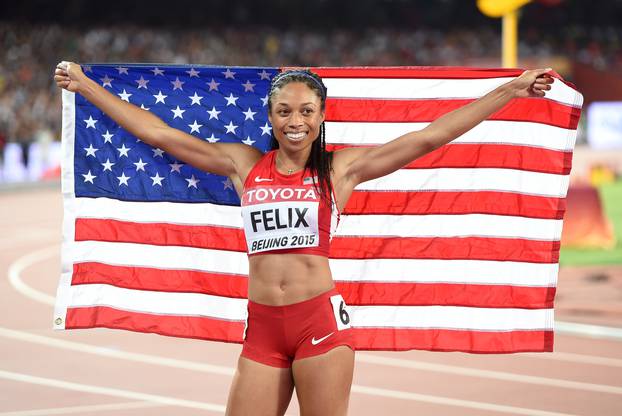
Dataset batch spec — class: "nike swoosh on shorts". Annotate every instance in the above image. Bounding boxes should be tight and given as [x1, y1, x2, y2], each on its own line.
[311, 332, 334, 345]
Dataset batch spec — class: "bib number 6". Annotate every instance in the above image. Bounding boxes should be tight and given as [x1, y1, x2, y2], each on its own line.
[330, 294, 352, 331]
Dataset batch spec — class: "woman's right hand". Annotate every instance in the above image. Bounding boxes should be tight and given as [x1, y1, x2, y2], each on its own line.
[54, 61, 85, 93]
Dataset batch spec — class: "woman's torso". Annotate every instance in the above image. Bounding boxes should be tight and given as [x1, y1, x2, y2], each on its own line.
[240, 150, 339, 305]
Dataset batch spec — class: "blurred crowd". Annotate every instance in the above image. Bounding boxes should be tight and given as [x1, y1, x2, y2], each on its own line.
[1, 22, 621, 162]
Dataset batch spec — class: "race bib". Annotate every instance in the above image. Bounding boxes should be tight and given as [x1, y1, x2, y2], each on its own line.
[242, 186, 320, 254]
[330, 294, 352, 331]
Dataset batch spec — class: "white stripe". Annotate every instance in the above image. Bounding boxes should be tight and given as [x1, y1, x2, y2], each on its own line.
[337, 213, 562, 241]
[56, 90, 77, 329]
[67, 283, 247, 321]
[325, 76, 581, 107]
[330, 258, 558, 287]
[356, 168, 570, 197]
[350, 305, 554, 331]
[326, 120, 577, 151]
[72, 197, 243, 228]
[69, 240, 249, 275]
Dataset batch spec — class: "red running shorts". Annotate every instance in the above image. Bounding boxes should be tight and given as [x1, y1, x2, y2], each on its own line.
[241, 287, 354, 368]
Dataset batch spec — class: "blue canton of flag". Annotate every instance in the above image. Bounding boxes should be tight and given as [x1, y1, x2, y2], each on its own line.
[75, 65, 278, 205]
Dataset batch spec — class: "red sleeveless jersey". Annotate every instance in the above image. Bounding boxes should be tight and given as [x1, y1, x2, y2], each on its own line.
[241, 150, 339, 257]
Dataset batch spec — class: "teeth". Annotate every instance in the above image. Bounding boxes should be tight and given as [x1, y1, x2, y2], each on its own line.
[286, 132, 305, 140]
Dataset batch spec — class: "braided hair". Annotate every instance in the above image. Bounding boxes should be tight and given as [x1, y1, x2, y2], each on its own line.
[268, 69, 333, 205]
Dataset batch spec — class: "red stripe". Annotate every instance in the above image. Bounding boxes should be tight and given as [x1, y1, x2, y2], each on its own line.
[352, 327, 553, 352]
[70, 263, 553, 309]
[343, 191, 565, 219]
[75, 218, 246, 251]
[312, 67, 525, 79]
[72, 262, 248, 298]
[336, 282, 555, 309]
[326, 98, 580, 129]
[327, 143, 572, 175]
[65, 306, 245, 343]
[330, 236, 560, 263]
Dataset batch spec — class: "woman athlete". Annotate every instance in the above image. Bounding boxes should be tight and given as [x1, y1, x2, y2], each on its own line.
[55, 62, 553, 416]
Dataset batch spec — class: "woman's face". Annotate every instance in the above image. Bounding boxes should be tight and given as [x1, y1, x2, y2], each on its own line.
[268, 82, 325, 152]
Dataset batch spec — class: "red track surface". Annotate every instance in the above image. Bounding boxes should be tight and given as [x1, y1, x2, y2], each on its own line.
[1, 187, 621, 415]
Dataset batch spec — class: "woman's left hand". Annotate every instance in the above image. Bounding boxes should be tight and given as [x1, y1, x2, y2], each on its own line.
[508, 68, 555, 98]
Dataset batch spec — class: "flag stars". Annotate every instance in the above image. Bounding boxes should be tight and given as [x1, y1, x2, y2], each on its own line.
[133, 158, 148, 171]
[171, 77, 185, 91]
[243, 107, 257, 120]
[261, 95, 269, 106]
[205, 133, 220, 143]
[153, 91, 168, 104]
[189, 92, 203, 105]
[169, 162, 184, 173]
[207, 78, 220, 91]
[101, 159, 115, 171]
[171, 106, 186, 119]
[225, 93, 239, 106]
[260, 122, 272, 136]
[188, 120, 203, 133]
[150, 172, 165, 186]
[152, 148, 165, 158]
[84, 116, 98, 128]
[102, 130, 114, 143]
[84, 144, 98, 157]
[140, 104, 151, 111]
[258, 69, 271, 80]
[117, 172, 131, 186]
[222, 68, 236, 79]
[186, 174, 200, 188]
[151, 67, 165, 76]
[82, 170, 96, 184]
[186, 68, 200, 77]
[224, 121, 239, 134]
[116, 144, 131, 157]
[116, 66, 129, 75]
[135, 76, 149, 89]
[242, 80, 256, 92]
[100, 75, 113, 88]
[207, 106, 221, 120]
[222, 177, 234, 190]
[118, 89, 132, 102]
[242, 136, 255, 146]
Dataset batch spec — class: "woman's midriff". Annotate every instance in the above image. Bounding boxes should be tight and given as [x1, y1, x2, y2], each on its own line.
[247, 253, 335, 306]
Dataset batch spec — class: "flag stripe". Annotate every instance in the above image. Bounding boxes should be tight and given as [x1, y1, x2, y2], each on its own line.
[320, 72, 580, 107]
[350, 328, 554, 352]
[66, 306, 245, 343]
[326, 120, 577, 151]
[344, 191, 565, 219]
[75, 219, 559, 262]
[70, 262, 554, 308]
[66, 305, 553, 352]
[356, 168, 569, 197]
[327, 144, 572, 175]
[64, 284, 552, 330]
[326, 98, 580, 129]
[74, 257, 558, 287]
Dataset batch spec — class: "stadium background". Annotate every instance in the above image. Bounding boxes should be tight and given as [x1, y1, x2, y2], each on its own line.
[1, 0, 621, 414]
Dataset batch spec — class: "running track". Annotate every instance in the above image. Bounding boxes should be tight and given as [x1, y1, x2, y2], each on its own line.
[1, 186, 621, 415]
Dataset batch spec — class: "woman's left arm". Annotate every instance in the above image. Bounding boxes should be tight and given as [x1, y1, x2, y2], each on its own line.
[335, 68, 554, 188]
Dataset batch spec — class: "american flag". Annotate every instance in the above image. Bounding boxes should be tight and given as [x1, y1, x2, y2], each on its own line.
[54, 65, 582, 353]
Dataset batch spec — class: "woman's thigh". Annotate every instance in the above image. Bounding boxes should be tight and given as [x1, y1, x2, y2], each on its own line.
[292, 346, 355, 416]
[226, 356, 294, 416]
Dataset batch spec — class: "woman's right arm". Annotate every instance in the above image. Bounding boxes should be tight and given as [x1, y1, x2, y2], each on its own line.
[54, 61, 261, 179]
